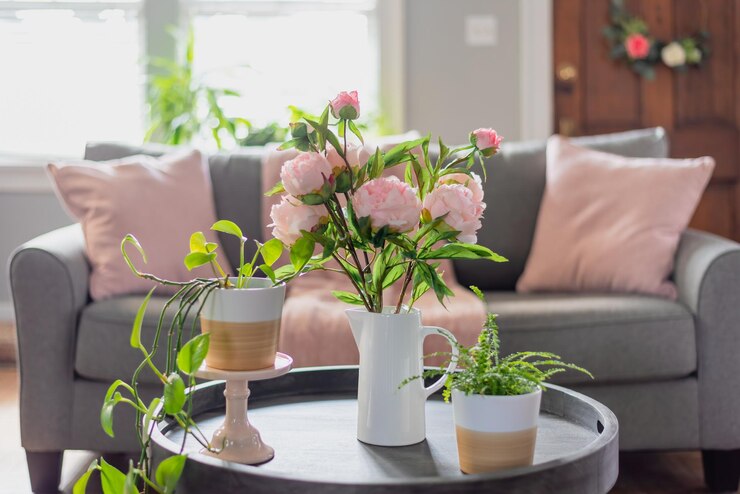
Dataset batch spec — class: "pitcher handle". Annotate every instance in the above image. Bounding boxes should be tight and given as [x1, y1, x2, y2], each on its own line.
[420, 326, 459, 399]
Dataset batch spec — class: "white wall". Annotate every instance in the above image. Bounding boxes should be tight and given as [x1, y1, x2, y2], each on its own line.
[405, 0, 522, 144]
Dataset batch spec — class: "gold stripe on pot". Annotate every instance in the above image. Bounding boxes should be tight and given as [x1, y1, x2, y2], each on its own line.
[201, 318, 280, 371]
[455, 425, 537, 474]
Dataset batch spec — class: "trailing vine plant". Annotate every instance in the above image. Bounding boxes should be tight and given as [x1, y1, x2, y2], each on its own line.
[401, 287, 593, 399]
[603, 0, 709, 79]
[73, 220, 305, 494]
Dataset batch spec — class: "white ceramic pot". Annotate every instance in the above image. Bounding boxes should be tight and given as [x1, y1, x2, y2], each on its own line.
[200, 277, 285, 371]
[452, 387, 542, 474]
[346, 307, 459, 446]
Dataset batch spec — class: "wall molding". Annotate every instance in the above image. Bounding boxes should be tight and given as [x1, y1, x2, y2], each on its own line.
[519, 0, 553, 141]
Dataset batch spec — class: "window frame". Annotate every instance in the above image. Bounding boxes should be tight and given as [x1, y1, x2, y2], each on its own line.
[0, 0, 401, 179]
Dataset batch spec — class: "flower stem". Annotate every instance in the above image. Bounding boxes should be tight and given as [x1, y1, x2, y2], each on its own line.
[395, 262, 415, 314]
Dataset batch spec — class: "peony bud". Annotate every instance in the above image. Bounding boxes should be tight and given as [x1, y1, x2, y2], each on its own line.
[330, 91, 361, 120]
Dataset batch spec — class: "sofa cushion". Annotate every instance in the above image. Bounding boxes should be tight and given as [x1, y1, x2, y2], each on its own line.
[75, 295, 198, 384]
[84, 142, 265, 270]
[454, 127, 669, 291]
[487, 291, 695, 385]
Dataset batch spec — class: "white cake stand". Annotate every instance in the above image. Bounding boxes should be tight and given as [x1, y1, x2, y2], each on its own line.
[194, 352, 293, 464]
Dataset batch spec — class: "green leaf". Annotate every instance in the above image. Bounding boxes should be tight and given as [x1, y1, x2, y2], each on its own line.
[100, 396, 120, 438]
[260, 238, 283, 266]
[383, 137, 427, 167]
[331, 290, 365, 305]
[273, 264, 297, 280]
[300, 193, 325, 205]
[130, 287, 155, 350]
[189, 231, 208, 253]
[155, 455, 187, 494]
[348, 120, 364, 144]
[211, 220, 244, 239]
[142, 397, 162, 442]
[100, 458, 127, 494]
[421, 243, 508, 262]
[238, 263, 254, 278]
[371, 253, 386, 291]
[369, 147, 385, 179]
[123, 464, 137, 494]
[290, 236, 315, 272]
[73, 460, 98, 494]
[184, 251, 216, 271]
[383, 264, 407, 289]
[177, 333, 210, 375]
[164, 373, 186, 415]
[265, 182, 286, 198]
[259, 264, 276, 283]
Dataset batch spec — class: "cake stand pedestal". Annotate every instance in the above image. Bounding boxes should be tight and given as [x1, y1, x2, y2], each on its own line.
[194, 352, 292, 464]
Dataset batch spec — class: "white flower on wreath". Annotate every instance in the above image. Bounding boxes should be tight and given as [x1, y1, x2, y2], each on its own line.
[661, 42, 687, 68]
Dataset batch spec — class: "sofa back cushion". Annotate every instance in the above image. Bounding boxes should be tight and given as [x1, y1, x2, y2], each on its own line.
[84, 143, 265, 269]
[453, 127, 669, 291]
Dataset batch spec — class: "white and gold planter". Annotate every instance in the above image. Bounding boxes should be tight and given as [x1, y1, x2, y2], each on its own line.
[200, 277, 285, 371]
[452, 388, 542, 474]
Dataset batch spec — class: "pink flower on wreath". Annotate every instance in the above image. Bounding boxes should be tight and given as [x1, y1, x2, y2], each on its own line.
[470, 128, 503, 156]
[280, 152, 333, 197]
[423, 184, 484, 244]
[330, 90, 361, 120]
[269, 195, 327, 246]
[625, 33, 651, 60]
[438, 172, 486, 206]
[326, 143, 370, 173]
[353, 176, 422, 233]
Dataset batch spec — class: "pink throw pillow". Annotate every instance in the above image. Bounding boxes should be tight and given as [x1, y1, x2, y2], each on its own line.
[48, 150, 221, 300]
[517, 136, 714, 299]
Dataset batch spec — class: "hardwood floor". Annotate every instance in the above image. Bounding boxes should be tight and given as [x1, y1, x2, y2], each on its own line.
[0, 364, 732, 493]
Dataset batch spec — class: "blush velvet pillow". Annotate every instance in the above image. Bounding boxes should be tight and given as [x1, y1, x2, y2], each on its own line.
[48, 150, 221, 300]
[517, 136, 714, 299]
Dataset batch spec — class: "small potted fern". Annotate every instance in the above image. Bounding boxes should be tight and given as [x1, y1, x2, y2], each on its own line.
[403, 287, 592, 474]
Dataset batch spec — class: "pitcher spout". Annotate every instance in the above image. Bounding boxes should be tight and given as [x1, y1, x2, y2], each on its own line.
[345, 309, 364, 346]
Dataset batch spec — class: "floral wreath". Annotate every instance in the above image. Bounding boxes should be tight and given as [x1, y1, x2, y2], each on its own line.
[603, 0, 709, 79]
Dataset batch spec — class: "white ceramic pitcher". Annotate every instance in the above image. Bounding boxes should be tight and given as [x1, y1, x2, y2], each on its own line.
[346, 307, 459, 446]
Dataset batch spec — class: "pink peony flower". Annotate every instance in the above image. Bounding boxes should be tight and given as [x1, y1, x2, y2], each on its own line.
[327, 143, 370, 173]
[470, 128, 503, 155]
[625, 33, 650, 60]
[353, 176, 422, 233]
[280, 152, 334, 197]
[423, 184, 484, 244]
[438, 172, 486, 206]
[269, 195, 327, 246]
[330, 90, 361, 120]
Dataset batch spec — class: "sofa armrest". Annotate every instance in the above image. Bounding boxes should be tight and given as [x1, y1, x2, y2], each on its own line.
[674, 228, 740, 449]
[9, 224, 90, 451]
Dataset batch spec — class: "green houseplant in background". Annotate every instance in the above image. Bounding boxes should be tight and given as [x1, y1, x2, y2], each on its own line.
[73, 220, 325, 493]
[145, 28, 287, 150]
[402, 287, 593, 474]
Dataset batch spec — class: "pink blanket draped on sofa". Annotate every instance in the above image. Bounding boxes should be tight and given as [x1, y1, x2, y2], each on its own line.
[261, 146, 487, 368]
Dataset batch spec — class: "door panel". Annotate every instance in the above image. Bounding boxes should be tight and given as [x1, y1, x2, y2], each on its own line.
[554, 0, 740, 239]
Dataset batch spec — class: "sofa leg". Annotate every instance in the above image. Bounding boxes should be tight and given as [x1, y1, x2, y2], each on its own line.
[702, 449, 740, 493]
[25, 451, 62, 493]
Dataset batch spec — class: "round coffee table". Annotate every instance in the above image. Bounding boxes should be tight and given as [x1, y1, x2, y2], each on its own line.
[150, 366, 618, 493]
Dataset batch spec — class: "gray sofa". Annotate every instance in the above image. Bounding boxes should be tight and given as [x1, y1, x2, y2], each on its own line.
[10, 128, 740, 492]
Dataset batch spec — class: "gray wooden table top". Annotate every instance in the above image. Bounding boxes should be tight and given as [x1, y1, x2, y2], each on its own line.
[151, 366, 619, 494]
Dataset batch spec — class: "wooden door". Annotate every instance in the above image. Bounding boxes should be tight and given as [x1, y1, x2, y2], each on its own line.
[554, 0, 740, 239]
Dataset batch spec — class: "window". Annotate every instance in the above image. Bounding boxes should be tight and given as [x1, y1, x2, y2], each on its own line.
[0, 1, 144, 158]
[188, 0, 379, 128]
[0, 0, 381, 159]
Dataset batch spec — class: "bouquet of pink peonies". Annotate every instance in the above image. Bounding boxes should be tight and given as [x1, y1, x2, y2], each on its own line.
[267, 91, 507, 313]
